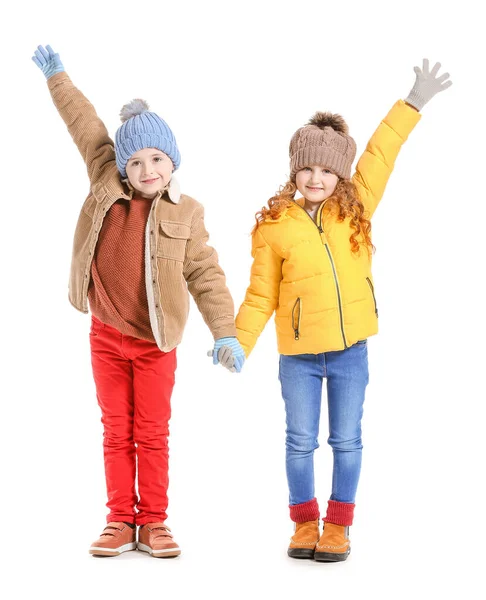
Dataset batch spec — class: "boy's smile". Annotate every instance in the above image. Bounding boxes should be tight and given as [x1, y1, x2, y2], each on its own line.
[126, 147, 174, 199]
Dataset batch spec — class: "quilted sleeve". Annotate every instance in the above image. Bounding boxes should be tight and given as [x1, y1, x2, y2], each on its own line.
[235, 226, 283, 357]
[352, 100, 421, 218]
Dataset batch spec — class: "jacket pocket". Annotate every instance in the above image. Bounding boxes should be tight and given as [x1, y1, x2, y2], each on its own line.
[366, 277, 378, 318]
[291, 297, 302, 340]
[157, 221, 191, 262]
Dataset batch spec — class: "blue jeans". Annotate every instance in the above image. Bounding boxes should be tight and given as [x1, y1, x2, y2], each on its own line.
[278, 341, 369, 506]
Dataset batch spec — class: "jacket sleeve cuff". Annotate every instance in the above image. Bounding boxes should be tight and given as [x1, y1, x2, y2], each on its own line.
[210, 320, 237, 340]
[47, 71, 71, 90]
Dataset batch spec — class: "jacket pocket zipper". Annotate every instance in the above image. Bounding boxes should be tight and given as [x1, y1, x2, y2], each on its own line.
[366, 277, 378, 317]
[292, 298, 302, 340]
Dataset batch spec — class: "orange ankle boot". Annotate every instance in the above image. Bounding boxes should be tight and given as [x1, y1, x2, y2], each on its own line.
[314, 522, 351, 562]
[287, 519, 320, 559]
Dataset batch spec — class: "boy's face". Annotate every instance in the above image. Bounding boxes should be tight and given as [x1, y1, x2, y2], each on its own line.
[125, 148, 174, 199]
[295, 166, 339, 205]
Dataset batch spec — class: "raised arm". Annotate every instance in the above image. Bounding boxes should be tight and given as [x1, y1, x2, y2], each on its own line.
[32, 45, 115, 184]
[352, 59, 452, 218]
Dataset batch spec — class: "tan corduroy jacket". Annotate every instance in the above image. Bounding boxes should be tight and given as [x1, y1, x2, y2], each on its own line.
[47, 72, 236, 351]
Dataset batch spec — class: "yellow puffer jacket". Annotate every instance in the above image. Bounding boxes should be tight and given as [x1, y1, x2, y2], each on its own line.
[236, 100, 421, 356]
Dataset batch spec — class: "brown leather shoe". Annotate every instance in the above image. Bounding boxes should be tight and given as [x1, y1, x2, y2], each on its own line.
[89, 522, 137, 557]
[138, 523, 181, 558]
[314, 522, 351, 562]
[287, 519, 320, 559]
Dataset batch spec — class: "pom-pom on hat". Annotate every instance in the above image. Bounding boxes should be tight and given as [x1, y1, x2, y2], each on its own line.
[289, 111, 357, 179]
[115, 99, 181, 177]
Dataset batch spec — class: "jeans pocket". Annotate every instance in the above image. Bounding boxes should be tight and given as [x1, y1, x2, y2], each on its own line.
[89, 317, 104, 337]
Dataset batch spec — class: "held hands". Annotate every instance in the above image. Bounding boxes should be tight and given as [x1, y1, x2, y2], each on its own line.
[207, 337, 246, 373]
[32, 45, 64, 79]
[405, 59, 452, 111]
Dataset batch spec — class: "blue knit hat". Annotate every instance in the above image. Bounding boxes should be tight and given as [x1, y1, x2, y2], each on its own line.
[115, 99, 181, 177]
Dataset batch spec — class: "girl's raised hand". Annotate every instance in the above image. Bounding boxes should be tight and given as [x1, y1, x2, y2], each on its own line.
[32, 45, 64, 80]
[405, 59, 452, 111]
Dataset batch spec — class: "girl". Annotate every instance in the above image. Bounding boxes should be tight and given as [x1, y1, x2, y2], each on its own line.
[235, 59, 452, 561]
[32, 45, 245, 557]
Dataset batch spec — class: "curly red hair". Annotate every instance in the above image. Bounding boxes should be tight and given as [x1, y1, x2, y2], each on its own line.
[253, 177, 375, 255]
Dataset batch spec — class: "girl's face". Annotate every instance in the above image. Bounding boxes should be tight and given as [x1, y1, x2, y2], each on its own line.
[295, 166, 339, 205]
[125, 147, 174, 199]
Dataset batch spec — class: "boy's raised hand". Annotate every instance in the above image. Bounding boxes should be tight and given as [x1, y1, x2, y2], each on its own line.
[32, 45, 64, 79]
[405, 58, 452, 111]
[207, 337, 246, 373]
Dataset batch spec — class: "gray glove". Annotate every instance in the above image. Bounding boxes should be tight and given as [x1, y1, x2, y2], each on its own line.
[207, 339, 245, 373]
[405, 59, 452, 111]
[208, 346, 235, 373]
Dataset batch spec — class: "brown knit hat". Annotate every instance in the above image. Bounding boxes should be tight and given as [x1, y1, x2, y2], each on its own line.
[289, 112, 357, 179]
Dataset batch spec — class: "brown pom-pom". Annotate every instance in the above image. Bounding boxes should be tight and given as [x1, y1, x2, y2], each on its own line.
[308, 112, 349, 135]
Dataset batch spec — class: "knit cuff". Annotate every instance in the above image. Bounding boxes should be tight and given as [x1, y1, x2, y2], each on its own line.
[289, 498, 320, 523]
[324, 500, 355, 526]
[404, 90, 425, 112]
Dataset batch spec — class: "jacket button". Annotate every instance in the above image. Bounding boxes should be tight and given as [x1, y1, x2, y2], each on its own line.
[151, 230, 154, 234]
[153, 279, 156, 284]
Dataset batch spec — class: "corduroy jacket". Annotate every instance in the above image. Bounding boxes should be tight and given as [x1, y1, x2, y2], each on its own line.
[47, 72, 236, 351]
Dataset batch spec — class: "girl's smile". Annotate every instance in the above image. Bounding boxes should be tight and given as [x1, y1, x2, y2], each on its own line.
[296, 166, 339, 214]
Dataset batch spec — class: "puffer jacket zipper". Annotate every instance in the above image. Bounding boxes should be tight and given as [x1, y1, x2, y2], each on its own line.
[292, 297, 302, 340]
[366, 277, 378, 317]
[294, 202, 348, 348]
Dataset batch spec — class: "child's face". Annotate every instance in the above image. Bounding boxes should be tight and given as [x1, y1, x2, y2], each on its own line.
[125, 148, 174, 199]
[295, 166, 339, 205]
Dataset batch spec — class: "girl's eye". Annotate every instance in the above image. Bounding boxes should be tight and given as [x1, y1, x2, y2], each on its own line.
[304, 167, 311, 172]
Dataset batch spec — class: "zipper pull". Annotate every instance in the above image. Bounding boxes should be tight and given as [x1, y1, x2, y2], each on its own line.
[294, 330, 300, 340]
[317, 225, 323, 233]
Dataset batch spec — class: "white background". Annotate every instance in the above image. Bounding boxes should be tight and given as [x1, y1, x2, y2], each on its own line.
[2, 0, 485, 598]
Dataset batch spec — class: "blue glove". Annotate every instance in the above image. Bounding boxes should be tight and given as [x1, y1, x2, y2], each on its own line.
[32, 45, 64, 79]
[207, 337, 246, 373]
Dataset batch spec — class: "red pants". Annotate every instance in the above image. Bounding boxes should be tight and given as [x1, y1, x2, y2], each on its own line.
[89, 316, 176, 526]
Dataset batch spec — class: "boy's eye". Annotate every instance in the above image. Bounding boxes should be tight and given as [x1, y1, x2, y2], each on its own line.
[154, 156, 162, 162]
[131, 160, 140, 166]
